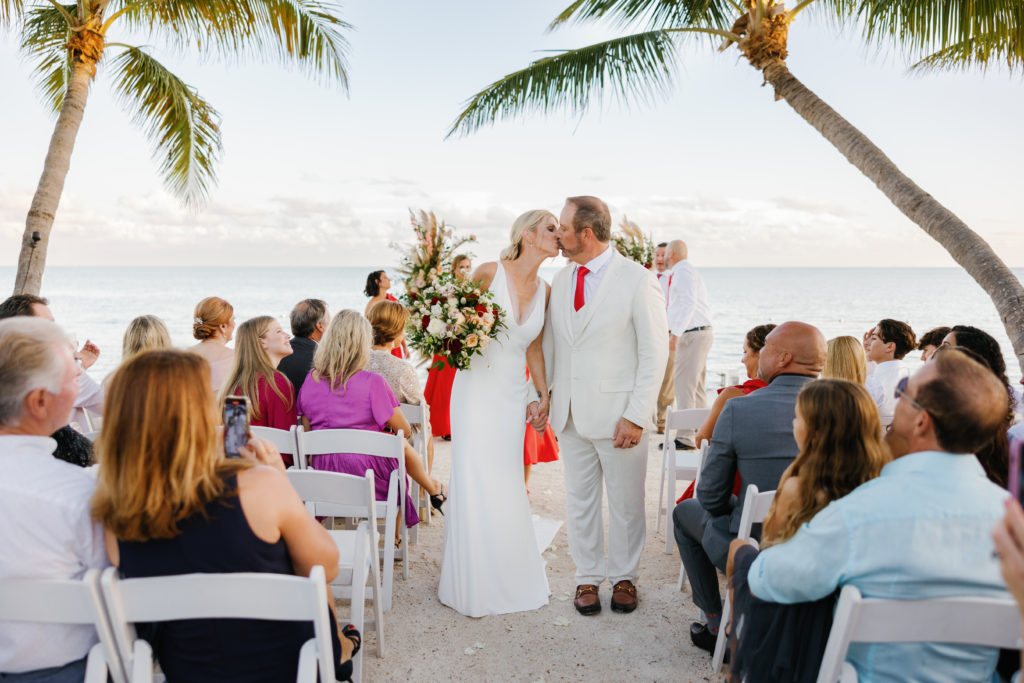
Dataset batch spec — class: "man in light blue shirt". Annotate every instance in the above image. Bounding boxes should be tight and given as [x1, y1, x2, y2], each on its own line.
[745, 347, 1010, 682]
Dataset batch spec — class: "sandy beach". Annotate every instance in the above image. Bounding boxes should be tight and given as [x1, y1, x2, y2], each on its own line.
[358, 437, 721, 682]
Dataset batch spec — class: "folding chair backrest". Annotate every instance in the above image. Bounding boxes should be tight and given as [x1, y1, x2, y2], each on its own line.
[666, 408, 711, 432]
[287, 468, 376, 523]
[251, 425, 298, 457]
[100, 566, 335, 683]
[0, 569, 125, 683]
[736, 484, 776, 542]
[816, 585, 1021, 683]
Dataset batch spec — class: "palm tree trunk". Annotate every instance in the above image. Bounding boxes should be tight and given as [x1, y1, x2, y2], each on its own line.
[762, 61, 1024, 375]
[12, 59, 94, 296]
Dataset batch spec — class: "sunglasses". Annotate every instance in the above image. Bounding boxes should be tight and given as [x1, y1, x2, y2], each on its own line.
[894, 376, 928, 414]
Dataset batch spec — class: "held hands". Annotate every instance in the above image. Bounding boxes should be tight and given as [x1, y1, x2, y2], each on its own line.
[612, 417, 643, 449]
[239, 437, 287, 473]
[526, 398, 549, 434]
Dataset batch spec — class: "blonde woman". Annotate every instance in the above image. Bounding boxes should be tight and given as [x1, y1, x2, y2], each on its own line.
[822, 335, 868, 384]
[92, 350, 359, 682]
[189, 296, 235, 392]
[121, 315, 172, 360]
[296, 310, 446, 533]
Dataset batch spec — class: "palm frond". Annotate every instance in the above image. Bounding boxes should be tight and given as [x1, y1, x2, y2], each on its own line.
[1, 0, 23, 27]
[912, 31, 1023, 73]
[19, 3, 76, 112]
[549, 0, 739, 32]
[109, 46, 223, 207]
[447, 30, 677, 138]
[110, 0, 351, 87]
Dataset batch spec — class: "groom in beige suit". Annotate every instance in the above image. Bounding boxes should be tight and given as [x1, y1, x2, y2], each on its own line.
[539, 196, 668, 615]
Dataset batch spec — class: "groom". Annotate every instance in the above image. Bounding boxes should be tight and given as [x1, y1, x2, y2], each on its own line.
[539, 196, 668, 615]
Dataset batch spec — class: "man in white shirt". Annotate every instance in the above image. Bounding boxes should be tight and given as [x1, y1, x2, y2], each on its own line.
[864, 318, 916, 426]
[0, 317, 109, 679]
[665, 239, 713, 448]
[653, 242, 674, 432]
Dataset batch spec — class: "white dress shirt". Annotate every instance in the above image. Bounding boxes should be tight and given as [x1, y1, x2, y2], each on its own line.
[655, 270, 671, 303]
[571, 245, 614, 308]
[0, 435, 109, 673]
[666, 260, 712, 336]
[70, 371, 104, 432]
[865, 359, 909, 426]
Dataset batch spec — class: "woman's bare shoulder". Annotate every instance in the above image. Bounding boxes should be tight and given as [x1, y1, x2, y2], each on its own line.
[471, 262, 498, 290]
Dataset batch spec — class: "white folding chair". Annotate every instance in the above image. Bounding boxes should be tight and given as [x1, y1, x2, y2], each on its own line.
[399, 402, 430, 536]
[287, 468, 385, 663]
[817, 585, 1020, 682]
[84, 430, 101, 442]
[251, 425, 299, 467]
[0, 569, 125, 683]
[658, 408, 711, 553]
[100, 565, 341, 683]
[297, 428, 408, 611]
[712, 484, 777, 673]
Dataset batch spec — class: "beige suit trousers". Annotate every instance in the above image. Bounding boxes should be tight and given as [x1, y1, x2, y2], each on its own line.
[655, 345, 675, 430]
[672, 328, 714, 446]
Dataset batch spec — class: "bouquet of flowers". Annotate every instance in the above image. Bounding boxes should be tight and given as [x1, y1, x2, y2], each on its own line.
[394, 209, 476, 298]
[611, 215, 655, 269]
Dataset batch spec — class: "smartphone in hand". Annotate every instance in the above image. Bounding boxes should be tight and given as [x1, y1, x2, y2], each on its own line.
[223, 396, 250, 459]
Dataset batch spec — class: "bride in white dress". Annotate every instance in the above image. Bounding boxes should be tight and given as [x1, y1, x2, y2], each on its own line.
[438, 209, 561, 617]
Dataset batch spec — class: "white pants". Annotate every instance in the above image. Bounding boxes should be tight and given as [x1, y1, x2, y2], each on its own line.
[560, 411, 648, 586]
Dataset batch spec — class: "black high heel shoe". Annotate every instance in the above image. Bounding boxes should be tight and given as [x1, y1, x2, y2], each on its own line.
[430, 485, 447, 516]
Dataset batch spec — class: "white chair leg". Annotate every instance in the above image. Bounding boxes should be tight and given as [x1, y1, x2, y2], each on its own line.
[711, 594, 730, 673]
[656, 445, 667, 533]
[677, 560, 687, 592]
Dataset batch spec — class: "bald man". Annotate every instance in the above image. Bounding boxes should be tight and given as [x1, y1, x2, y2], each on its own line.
[665, 240, 713, 447]
[673, 321, 826, 656]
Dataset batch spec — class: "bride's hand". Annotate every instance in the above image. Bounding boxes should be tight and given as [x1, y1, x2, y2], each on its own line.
[527, 400, 548, 433]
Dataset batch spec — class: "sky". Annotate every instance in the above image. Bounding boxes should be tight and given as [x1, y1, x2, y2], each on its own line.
[1, 1, 1022, 272]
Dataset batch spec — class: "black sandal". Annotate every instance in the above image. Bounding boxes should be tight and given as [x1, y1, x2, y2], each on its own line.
[342, 624, 361, 658]
[429, 485, 447, 516]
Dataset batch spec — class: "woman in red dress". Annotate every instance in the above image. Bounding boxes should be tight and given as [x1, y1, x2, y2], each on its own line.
[364, 270, 408, 359]
[423, 256, 472, 439]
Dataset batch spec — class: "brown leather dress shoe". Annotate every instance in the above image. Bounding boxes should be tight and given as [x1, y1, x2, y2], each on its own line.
[573, 584, 601, 615]
[610, 580, 639, 613]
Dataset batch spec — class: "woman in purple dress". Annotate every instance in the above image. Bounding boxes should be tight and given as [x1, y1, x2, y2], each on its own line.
[297, 310, 446, 529]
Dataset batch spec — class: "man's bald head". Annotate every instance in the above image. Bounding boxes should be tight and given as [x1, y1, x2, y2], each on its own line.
[757, 321, 827, 383]
[665, 240, 688, 267]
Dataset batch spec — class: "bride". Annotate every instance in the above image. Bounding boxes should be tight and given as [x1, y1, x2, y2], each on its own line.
[438, 209, 560, 617]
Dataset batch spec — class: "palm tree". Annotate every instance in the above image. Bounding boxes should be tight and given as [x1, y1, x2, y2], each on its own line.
[4, 0, 351, 295]
[448, 0, 1024, 374]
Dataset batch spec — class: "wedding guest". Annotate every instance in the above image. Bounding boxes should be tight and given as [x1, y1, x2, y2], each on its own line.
[277, 299, 329, 395]
[92, 350, 358, 682]
[666, 239, 712, 448]
[675, 321, 826, 656]
[822, 335, 868, 384]
[121, 315, 172, 361]
[0, 317, 108, 680]
[363, 271, 407, 359]
[424, 258, 470, 439]
[743, 348, 1009, 682]
[864, 318, 916, 426]
[726, 379, 888, 679]
[917, 325, 950, 362]
[366, 300, 434, 472]
[297, 310, 446, 532]
[941, 325, 1014, 487]
[653, 241, 673, 434]
[189, 296, 235, 393]
[220, 317, 296, 465]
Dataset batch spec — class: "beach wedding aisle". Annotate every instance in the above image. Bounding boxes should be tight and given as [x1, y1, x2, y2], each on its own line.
[361, 437, 716, 681]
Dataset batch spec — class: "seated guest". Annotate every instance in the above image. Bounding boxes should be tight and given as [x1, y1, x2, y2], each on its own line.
[725, 379, 888, 679]
[121, 315, 172, 361]
[363, 271, 407, 359]
[0, 317, 109, 679]
[940, 325, 1014, 487]
[822, 335, 868, 384]
[91, 350, 358, 682]
[278, 299, 329, 395]
[917, 325, 950, 362]
[189, 296, 235, 393]
[220, 316, 296, 466]
[864, 318, 916, 425]
[744, 348, 1010, 681]
[366, 300, 435, 472]
[297, 310, 446, 532]
[674, 321, 826, 655]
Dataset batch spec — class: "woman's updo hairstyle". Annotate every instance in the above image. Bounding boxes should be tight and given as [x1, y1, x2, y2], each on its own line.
[192, 297, 233, 341]
[745, 324, 776, 353]
[367, 300, 410, 346]
[500, 210, 556, 261]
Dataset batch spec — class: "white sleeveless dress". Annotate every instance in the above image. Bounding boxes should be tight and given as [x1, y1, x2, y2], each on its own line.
[438, 262, 550, 617]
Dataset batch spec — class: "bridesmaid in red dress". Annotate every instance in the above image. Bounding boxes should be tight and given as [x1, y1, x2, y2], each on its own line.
[423, 255, 472, 439]
[363, 270, 408, 359]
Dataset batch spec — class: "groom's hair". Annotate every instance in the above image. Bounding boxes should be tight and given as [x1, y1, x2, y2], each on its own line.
[566, 196, 611, 242]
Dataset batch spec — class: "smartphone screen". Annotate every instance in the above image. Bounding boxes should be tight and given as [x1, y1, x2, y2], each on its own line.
[1010, 436, 1023, 505]
[223, 396, 249, 459]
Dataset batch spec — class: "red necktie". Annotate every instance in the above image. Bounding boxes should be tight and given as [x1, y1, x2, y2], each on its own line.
[574, 266, 590, 311]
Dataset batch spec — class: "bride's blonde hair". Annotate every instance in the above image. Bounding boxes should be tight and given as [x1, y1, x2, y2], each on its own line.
[500, 210, 556, 261]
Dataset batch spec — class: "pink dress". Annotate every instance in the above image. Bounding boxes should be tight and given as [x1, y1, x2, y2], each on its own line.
[297, 369, 418, 527]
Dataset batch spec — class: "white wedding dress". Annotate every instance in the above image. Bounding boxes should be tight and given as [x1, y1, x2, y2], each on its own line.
[438, 262, 550, 617]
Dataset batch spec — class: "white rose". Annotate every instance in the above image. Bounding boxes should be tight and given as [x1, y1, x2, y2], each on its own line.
[482, 311, 494, 325]
[460, 297, 466, 304]
[448, 297, 458, 309]
[426, 318, 445, 336]
[479, 335, 490, 349]
[430, 304, 443, 317]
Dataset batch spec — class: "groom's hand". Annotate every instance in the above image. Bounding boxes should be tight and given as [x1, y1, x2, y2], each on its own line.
[527, 400, 548, 433]
[612, 418, 643, 449]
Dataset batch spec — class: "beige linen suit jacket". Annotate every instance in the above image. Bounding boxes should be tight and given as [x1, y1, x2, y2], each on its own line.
[544, 251, 669, 440]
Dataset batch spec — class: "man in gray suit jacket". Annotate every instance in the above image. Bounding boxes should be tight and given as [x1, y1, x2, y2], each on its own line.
[673, 321, 826, 655]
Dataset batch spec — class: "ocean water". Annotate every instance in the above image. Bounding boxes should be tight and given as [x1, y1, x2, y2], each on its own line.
[3, 266, 1022, 386]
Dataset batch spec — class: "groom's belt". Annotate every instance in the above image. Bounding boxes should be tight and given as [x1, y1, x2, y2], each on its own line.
[683, 325, 712, 333]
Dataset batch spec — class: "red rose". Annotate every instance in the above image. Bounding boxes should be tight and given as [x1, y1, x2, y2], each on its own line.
[431, 296, 440, 305]
[475, 304, 487, 314]
[445, 338, 463, 354]
[421, 315, 430, 329]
